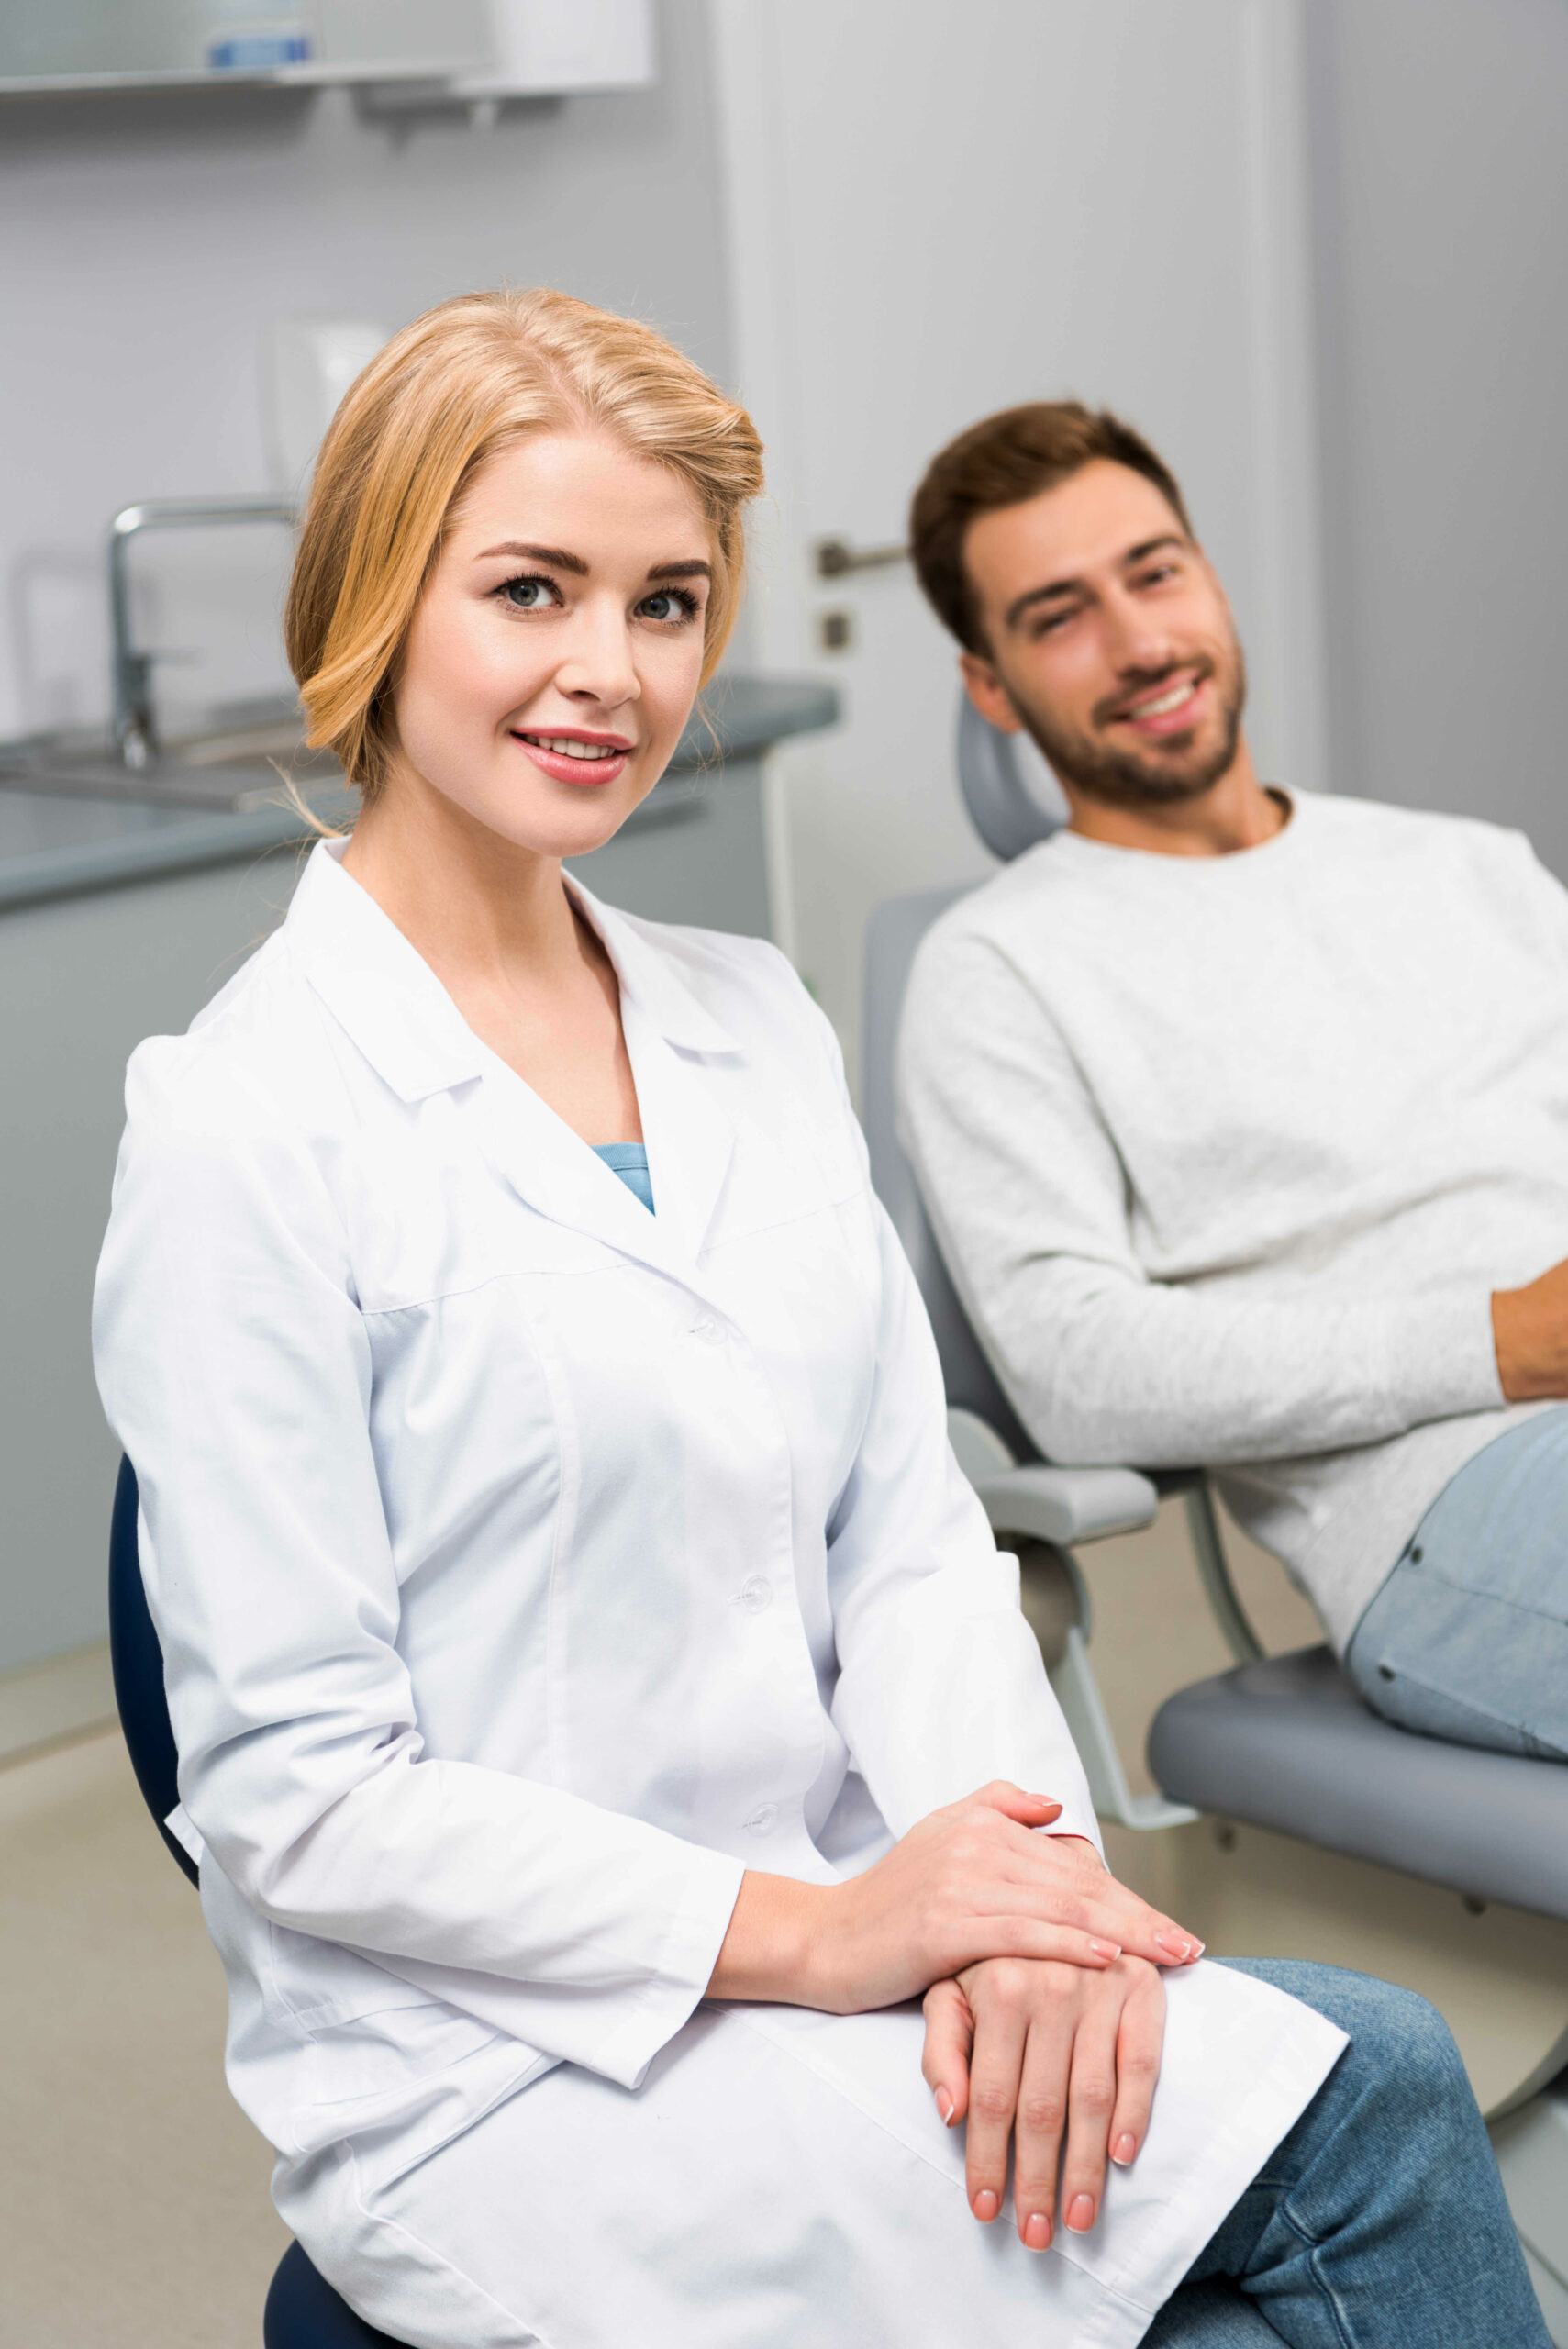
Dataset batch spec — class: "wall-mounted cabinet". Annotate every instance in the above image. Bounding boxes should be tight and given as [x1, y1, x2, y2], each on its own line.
[0, 0, 653, 101]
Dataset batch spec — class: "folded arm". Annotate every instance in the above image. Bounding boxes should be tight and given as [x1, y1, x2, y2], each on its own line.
[898, 932, 1503, 1468]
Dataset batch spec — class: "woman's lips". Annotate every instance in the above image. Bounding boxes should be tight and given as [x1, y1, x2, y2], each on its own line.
[510, 730, 631, 786]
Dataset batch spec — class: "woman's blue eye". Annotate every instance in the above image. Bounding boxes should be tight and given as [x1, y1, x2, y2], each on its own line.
[500, 575, 560, 610]
[639, 587, 699, 623]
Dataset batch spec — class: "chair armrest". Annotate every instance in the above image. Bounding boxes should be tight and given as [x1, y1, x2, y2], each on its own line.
[974, 1464, 1160, 1546]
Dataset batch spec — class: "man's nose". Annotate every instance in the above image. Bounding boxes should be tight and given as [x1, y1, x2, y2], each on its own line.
[1102, 590, 1176, 679]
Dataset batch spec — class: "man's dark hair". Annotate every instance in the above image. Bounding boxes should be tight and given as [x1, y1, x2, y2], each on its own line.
[908, 401, 1195, 655]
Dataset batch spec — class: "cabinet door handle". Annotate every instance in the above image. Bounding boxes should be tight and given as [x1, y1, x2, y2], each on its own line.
[814, 537, 909, 580]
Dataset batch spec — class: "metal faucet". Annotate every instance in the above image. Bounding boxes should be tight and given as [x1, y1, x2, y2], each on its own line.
[109, 495, 298, 767]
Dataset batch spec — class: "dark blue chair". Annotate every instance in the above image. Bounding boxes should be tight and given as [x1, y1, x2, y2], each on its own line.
[108, 1454, 408, 2348]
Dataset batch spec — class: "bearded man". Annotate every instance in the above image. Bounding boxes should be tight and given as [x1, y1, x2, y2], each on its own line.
[896, 401, 1568, 1757]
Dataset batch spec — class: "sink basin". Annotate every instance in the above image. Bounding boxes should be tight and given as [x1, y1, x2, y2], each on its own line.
[0, 712, 339, 812]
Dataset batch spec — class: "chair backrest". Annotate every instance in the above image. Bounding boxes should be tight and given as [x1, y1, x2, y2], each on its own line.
[107, 1454, 198, 1887]
[862, 885, 1038, 1463]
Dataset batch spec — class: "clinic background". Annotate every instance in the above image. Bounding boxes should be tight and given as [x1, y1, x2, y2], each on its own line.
[2, 6, 1566, 2338]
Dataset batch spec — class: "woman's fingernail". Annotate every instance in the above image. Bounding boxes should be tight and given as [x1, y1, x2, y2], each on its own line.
[935, 2087, 953, 2125]
[1155, 1931, 1195, 1962]
[973, 2188, 1000, 2221]
[1022, 2211, 1051, 2251]
[1089, 1937, 1122, 1961]
[1112, 2133, 1137, 2165]
[1066, 2193, 1095, 2232]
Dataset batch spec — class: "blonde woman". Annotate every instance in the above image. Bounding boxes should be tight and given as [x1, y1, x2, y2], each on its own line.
[94, 291, 1542, 2349]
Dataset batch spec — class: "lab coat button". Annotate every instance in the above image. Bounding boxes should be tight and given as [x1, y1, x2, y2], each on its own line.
[689, 1317, 724, 1345]
[744, 1802, 778, 1835]
[737, 1575, 773, 1614]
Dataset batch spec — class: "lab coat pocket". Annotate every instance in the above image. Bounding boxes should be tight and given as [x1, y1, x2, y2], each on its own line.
[303, 1991, 506, 2109]
[293, 1993, 557, 2193]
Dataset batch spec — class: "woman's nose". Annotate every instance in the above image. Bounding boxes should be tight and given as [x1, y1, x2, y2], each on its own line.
[555, 607, 640, 709]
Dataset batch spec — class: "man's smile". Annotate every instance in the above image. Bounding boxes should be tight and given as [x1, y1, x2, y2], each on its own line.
[1106, 666, 1211, 739]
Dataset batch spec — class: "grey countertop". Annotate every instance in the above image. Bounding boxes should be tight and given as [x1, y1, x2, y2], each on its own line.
[0, 673, 840, 915]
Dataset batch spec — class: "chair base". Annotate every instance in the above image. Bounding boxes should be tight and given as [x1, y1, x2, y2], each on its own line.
[264, 2240, 409, 2348]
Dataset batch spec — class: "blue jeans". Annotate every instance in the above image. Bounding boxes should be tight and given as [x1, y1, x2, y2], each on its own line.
[1344, 1407, 1568, 1758]
[1147, 1959, 1547, 2346]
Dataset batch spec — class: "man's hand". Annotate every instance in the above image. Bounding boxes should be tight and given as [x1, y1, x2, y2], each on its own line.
[1493, 1256, 1568, 1400]
[922, 1952, 1166, 2251]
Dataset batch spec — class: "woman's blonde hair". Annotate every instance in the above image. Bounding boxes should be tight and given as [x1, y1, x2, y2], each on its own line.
[284, 286, 764, 803]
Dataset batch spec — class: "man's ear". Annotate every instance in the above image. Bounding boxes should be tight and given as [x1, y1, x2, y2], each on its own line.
[959, 651, 1023, 736]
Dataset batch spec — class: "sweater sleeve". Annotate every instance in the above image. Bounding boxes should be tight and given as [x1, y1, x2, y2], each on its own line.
[896, 927, 1503, 1470]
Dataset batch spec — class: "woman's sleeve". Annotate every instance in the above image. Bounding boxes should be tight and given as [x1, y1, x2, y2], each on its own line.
[93, 1041, 742, 2091]
[802, 1013, 1102, 1854]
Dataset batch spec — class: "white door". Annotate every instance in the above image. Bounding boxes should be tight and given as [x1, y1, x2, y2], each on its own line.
[709, 0, 1326, 1093]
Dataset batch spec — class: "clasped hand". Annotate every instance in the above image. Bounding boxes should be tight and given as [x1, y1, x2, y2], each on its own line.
[710, 1780, 1201, 2253]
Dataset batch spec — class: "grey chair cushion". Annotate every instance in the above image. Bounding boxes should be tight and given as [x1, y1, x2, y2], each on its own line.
[1149, 1646, 1568, 1923]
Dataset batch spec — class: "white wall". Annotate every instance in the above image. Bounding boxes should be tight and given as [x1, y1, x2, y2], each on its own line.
[1307, 0, 1568, 875]
[0, 0, 731, 741]
[710, 0, 1327, 1082]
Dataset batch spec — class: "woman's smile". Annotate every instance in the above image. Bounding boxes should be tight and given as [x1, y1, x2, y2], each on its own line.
[509, 724, 635, 787]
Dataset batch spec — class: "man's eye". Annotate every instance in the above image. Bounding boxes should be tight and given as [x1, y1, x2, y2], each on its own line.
[499, 574, 562, 610]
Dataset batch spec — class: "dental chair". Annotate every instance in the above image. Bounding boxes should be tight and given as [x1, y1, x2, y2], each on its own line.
[862, 699, 1568, 2339]
[108, 1455, 408, 2349]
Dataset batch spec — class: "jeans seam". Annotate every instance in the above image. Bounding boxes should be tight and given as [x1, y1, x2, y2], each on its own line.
[1390, 1557, 1565, 1622]
[1276, 2198, 1357, 2349]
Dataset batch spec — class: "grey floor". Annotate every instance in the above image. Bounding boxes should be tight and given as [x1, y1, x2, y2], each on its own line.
[1, 1498, 1317, 2345]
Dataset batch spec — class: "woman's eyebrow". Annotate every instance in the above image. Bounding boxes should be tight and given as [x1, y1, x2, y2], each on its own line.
[474, 540, 588, 574]
[646, 559, 712, 582]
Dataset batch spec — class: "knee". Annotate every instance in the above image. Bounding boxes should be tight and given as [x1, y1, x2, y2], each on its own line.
[1325, 1975, 1475, 2133]
[1227, 1960, 1474, 2122]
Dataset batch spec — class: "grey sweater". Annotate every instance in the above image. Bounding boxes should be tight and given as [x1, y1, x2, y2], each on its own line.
[897, 790, 1568, 1650]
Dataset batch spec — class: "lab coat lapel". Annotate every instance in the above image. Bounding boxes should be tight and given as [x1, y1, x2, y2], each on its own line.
[469, 1061, 698, 1283]
[473, 885, 741, 1285]
[573, 880, 740, 1275]
[289, 843, 740, 1286]
[620, 1000, 737, 1273]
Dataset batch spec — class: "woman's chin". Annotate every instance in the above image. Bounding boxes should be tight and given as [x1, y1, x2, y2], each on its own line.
[433, 779, 656, 865]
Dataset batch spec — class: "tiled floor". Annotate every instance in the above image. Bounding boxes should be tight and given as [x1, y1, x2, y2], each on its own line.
[2, 1497, 1316, 2345]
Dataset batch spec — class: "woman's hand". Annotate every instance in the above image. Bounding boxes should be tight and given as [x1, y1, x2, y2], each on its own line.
[707, 1781, 1201, 2010]
[922, 1951, 1167, 2251]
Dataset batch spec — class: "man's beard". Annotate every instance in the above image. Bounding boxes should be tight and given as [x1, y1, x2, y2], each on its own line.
[1010, 642, 1248, 808]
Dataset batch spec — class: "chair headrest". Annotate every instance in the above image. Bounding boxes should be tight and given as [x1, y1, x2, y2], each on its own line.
[956, 696, 1064, 863]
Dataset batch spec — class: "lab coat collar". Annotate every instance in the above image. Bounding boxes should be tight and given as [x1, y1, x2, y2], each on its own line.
[285, 840, 741, 1279]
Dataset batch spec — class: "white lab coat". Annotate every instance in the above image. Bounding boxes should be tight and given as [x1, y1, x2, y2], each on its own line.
[94, 841, 1343, 2348]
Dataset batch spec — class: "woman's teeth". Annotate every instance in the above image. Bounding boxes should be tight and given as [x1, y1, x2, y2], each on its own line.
[520, 734, 621, 761]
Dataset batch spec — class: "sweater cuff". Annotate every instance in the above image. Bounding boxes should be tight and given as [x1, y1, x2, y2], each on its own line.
[1380, 1288, 1504, 1426]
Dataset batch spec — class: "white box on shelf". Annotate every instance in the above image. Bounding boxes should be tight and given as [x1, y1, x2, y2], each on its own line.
[470, 0, 655, 95]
